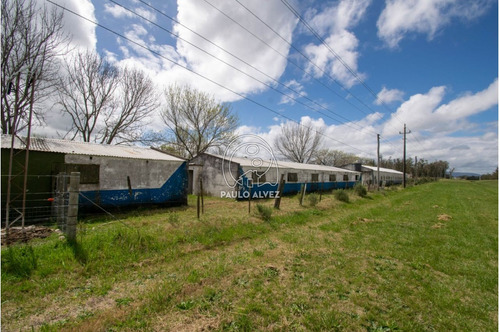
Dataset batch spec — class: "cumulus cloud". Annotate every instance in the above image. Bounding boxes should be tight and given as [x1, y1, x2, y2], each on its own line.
[302, 0, 370, 88]
[104, 3, 157, 22]
[377, 0, 493, 48]
[382, 78, 498, 135]
[171, 0, 298, 101]
[47, 0, 97, 51]
[279, 80, 308, 105]
[375, 86, 404, 105]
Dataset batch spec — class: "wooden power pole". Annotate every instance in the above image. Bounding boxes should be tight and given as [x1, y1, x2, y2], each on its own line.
[399, 124, 411, 188]
[377, 134, 380, 191]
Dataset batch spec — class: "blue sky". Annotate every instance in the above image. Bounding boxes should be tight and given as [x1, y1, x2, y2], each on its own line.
[42, 0, 498, 173]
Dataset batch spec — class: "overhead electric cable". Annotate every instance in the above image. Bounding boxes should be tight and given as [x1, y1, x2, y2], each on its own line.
[110, 0, 376, 135]
[280, 0, 414, 134]
[200, 0, 381, 118]
[233, 0, 381, 117]
[45, 0, 375, 157]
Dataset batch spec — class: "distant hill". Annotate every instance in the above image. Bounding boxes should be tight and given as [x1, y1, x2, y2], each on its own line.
[451, 172, 481, 178]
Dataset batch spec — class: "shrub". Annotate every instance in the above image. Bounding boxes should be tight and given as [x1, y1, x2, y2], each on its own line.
[256, 204, 273, 222]
[168, 212, 180, 224]
[354, 183, 367, 197]
[2, 245, 38, 278]
[307, 193, 320, 207]
[334, 190, 349, 203]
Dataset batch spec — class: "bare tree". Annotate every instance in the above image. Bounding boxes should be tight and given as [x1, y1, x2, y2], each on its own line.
[57, 51, 119, 142]
[160, 85, 239, 159]
[1, 0, 70, 134]
[57, 51, 159, 144]
[314, 149, 364, 167]
[274, 121, 323, 163]
[102, 67, 160, 144]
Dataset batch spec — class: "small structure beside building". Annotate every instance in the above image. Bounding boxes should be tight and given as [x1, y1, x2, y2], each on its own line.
[1, 135, 188, 221]
[189, 152, 360, 199]
[343, 163, 404, 187]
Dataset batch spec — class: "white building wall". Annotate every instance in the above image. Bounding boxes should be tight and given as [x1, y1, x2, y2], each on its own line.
[64, 155, 182, 191]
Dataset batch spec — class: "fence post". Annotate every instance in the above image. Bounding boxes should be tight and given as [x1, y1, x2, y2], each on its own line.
[274, 174, 285, 209]
[300, 182, 307, 206]
[66, 172, 80, 242]
[248, 185, 252, 214]
[56, 173, 66, 232]
[200, 178, 204, 214]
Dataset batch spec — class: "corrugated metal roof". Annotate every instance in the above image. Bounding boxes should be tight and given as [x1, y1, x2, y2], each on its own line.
[276, 160, 359, 173]
[1, 135, 185, 162]
[204, 153, 359, 173]
[362, 165, 403, 175]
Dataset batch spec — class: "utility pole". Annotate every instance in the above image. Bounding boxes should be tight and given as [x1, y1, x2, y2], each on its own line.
[376, 134, 380, 191]
[415, 156, 418, 179]
[399, 124, 411, 188]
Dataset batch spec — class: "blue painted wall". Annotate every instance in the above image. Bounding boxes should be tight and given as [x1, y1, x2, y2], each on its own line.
[79, 162, 188, 210]
[237, 170, 356, 200]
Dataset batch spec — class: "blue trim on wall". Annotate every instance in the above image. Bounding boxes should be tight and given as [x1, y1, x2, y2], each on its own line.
[236, 170, 356, 200]
[79, 162, 187, 209]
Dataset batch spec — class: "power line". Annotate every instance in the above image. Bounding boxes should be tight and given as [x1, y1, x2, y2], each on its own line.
[129, 0, 399, 153]
[227, 0, 401, 151]
[280, 0, 417, 141]
[201, 0, 381, 119]
[110, 0, 376, 136]
[45, 0, 375, 158]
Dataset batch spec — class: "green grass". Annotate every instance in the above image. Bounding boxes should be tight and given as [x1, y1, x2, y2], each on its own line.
[1, 180, 497, 331]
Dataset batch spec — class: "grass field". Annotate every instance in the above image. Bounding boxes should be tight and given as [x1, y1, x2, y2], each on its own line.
[1, 180, 498, 331]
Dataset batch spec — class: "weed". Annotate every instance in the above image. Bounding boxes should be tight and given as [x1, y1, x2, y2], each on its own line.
[307, 193, 320, 207]
[115, 297, 133, 307]
[256, 204, 273, 222]
[2, 244, 38, 278]
[334, 189, 350, 203]
[167, 212, 180, 225]
[176, 300, 195, 310]
[354, 183, 368, 197]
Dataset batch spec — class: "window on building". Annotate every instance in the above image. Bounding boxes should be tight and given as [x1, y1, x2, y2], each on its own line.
[252, 171, 266, 184]
[343, 174, 349, 181]
[355, 175, 359, 181]
[329, 174, 336, 182]
[58, 164, 100, 184]
[287, 173, 298, 182]
[311, 173, 319, 182]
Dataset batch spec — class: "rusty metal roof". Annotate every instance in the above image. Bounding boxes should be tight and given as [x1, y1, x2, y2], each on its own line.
[1, 135, 185, 162]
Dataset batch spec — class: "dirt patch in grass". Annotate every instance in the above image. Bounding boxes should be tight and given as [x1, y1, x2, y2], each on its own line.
[432, 222, 445, 229]
[351, 217, 378, 225]
[437, 214, 452, 221]
[1, 225, 59, 245]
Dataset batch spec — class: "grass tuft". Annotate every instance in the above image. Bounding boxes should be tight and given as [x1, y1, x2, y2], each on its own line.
[255, 204, 273, 222]
[334, 189, 350, 203]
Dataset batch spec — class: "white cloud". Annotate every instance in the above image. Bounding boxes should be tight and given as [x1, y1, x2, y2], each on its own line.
[279, 80, 308, 105]
[302, 0, 370, 88]
[47, 0, 97, 51]
[377, 0, 493, 48]
[104, 3, 157, 22]
[375, 86, 404, 105]
[171, 0, 298, 101]
[103, 3, 135, 19]
[382, 78, 498, 135]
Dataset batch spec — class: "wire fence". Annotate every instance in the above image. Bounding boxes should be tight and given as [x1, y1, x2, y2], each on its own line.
[2, 174, 71, 227]
[1, 173, 186, 228]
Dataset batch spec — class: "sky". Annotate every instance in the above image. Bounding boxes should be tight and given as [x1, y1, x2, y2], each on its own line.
[38, 0, 498, 174]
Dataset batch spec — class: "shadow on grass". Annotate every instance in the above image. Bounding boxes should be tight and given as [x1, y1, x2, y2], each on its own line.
[67, 239, 88, 265]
